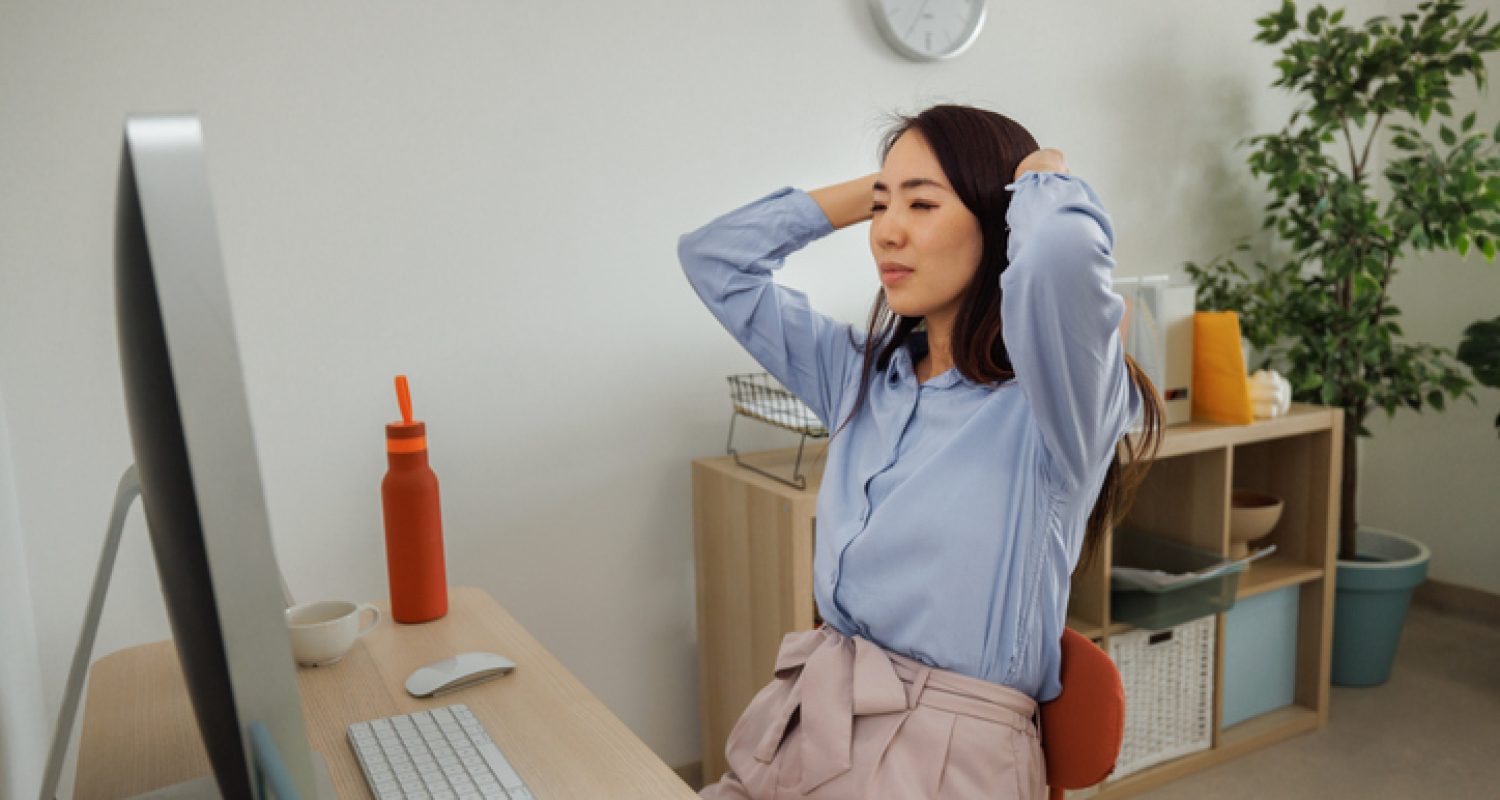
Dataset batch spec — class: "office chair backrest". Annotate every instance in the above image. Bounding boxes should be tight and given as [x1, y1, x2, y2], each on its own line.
[1040, 627, 1125, 799]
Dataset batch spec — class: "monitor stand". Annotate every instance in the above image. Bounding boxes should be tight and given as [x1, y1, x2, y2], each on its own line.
[37, 466, 317, 800]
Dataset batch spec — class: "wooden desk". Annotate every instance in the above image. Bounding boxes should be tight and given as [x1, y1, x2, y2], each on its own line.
[75, 586, 696, 799]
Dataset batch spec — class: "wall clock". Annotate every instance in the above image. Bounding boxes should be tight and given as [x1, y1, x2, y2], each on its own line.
[869, 0, 987, 61]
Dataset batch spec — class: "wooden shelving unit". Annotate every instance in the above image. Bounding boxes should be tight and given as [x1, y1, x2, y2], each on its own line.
[691, 403, 1342, 796]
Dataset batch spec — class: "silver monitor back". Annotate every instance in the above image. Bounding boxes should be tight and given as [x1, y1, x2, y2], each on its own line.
[113, 114, 316, 797]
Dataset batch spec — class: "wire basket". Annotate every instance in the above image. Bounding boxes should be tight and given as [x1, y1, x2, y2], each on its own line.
[725, 373, 827, 490]
[727, 373, 827, 437]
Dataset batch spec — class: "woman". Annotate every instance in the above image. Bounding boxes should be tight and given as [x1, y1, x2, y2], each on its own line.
[679, 104, 1163, 800]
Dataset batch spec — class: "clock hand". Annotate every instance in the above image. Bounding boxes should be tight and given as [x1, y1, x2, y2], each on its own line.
[906, 0, 931, 36]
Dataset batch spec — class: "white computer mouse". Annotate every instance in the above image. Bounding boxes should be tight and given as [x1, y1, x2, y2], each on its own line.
[404, 652, 516, 698]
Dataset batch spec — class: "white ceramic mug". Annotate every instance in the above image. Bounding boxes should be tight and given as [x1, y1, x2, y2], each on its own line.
[285, 600, 381, 667]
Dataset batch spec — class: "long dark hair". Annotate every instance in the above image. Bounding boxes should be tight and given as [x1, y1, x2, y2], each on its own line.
[833, 104, 1163, 570]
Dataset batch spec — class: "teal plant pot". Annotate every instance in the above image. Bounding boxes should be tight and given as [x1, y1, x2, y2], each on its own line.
[1331, 528, 1430, 687]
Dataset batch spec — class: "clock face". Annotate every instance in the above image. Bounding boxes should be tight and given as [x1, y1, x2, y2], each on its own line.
[869, 0, 987, 61]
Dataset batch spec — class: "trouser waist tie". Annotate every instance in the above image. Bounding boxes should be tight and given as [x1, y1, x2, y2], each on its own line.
[751, 626, 1036, 795]
[751, 627, 910, 793]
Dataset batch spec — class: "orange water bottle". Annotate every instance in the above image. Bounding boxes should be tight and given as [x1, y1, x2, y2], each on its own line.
[381, 375, 448, 622]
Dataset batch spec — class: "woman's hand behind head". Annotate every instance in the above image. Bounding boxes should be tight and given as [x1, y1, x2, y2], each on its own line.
[1014, 148, 1069, 181]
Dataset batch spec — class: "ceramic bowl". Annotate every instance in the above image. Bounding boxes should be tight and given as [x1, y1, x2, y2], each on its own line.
[1230, 490, 1283, 559]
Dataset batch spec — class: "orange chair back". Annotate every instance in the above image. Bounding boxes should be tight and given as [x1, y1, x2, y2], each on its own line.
[1039, 628, 1124, 799]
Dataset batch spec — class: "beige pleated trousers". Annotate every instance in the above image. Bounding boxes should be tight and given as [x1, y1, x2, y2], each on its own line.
[701, 626, 1046, 800]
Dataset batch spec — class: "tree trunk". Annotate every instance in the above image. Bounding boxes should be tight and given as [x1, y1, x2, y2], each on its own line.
[1339, 410, 1360, 561]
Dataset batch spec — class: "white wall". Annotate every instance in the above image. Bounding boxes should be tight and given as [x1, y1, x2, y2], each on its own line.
[11, 0, 1488, 787]
[0, 389, 47, 800]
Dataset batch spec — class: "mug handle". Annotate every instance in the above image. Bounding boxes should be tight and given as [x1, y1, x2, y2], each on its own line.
[355, 603, 382, 638]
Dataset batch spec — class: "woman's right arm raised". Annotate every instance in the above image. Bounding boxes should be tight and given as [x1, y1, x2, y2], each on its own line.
[678, 176, 876, 429]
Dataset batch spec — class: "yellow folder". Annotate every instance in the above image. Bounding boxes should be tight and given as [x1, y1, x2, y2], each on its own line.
[1191, 311, 1254, 425]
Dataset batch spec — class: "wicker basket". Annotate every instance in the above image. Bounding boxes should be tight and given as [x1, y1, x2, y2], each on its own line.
[1107, 614, 1216, 781]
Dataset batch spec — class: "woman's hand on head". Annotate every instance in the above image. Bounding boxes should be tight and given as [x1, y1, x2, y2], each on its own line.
[809, 172, 881, 231]
[1014, 148, 1069, 181]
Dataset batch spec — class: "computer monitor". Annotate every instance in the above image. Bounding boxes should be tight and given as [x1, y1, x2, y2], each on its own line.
[39, 115, 325, 798]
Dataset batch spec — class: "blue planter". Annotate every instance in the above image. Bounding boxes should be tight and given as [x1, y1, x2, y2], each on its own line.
[1331, 528, 1430, 687]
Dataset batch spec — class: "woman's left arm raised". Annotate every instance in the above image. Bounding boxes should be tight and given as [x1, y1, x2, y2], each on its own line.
[1000, 150, 1140, 493]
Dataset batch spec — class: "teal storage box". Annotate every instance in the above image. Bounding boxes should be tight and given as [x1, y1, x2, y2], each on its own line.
[1222, 585, 1299, 727]
[1111, 529, 1243, 630]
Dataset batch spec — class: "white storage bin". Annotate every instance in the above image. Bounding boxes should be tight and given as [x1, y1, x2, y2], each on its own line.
[1108, 614, 1216, 780]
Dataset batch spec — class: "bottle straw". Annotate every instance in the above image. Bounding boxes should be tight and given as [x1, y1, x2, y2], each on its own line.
[395, 375, 413, 425]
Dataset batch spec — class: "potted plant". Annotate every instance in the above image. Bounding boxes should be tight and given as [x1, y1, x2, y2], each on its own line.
[1184, 0, 1500, 686]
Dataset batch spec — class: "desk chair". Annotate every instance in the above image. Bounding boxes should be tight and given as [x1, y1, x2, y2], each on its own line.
[1039, 628, 1125, 799]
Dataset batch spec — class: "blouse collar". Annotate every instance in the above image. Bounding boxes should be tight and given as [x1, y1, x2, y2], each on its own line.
[889, 330, 969, 390]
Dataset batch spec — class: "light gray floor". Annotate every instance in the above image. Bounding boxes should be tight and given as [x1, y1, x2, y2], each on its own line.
[1137, 604, 1500, 799]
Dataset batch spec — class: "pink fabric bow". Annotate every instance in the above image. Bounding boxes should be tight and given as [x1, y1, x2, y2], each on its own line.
[752, 627, 916, 794]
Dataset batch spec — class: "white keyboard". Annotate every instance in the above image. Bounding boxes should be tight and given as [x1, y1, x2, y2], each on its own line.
[347, 704, 536, 799]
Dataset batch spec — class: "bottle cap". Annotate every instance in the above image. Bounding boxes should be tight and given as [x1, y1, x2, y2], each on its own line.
[386, 420, 427, 453]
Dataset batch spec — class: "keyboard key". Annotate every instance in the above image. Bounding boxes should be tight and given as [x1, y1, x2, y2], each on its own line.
[473, 743, 525, 789]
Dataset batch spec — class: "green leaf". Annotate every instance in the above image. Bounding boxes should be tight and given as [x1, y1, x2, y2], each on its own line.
[1428, 391, 1445, 411]
[1441, 125, 1457, 145]
[1463, 111, 1477, 131]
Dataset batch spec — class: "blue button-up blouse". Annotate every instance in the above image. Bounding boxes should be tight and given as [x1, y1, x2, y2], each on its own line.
[678, 171, 1140, 702]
